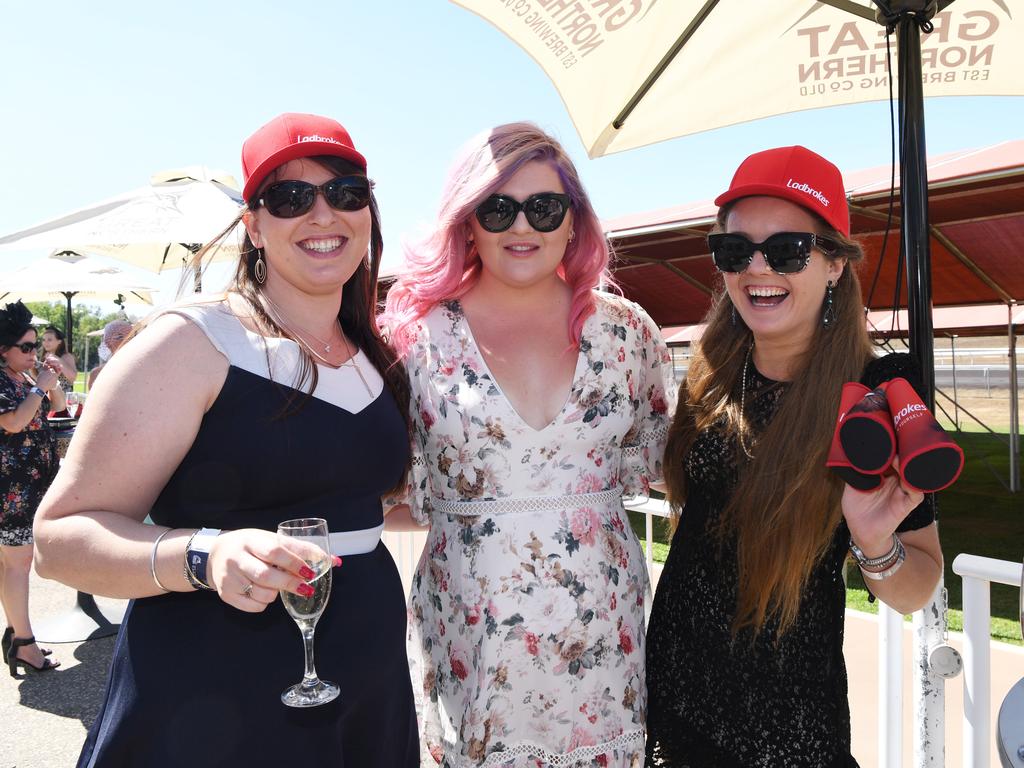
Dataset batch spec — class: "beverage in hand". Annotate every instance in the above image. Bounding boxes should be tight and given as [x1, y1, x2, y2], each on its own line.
[281, 558, 331, 624]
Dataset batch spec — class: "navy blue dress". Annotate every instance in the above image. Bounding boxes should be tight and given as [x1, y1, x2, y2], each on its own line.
[78, 302, 418, 767]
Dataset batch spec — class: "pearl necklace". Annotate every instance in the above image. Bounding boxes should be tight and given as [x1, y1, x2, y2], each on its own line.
[258, 294, 374, 399]
[738, 343, 754, 459]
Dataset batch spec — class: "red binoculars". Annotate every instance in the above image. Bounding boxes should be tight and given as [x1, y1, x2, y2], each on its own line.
[826, 377, 964, 493]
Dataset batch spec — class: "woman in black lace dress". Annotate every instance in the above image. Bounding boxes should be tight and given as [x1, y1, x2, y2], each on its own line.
[645, 146, 943, 767]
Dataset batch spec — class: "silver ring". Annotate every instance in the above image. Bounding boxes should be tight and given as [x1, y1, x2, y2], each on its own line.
[242, 582, 254, 598]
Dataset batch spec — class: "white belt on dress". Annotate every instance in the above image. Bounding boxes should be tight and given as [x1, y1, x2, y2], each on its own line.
[328, 523, 384, 556]
[430, 488, 622, 517]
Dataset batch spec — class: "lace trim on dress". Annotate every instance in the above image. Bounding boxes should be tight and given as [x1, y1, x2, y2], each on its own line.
[431, 488, 622, 517]
[444, 728, 645, 768]
[622, 422, 670, 458]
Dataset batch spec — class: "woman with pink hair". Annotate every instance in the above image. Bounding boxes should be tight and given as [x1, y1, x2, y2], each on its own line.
[384, 123, 674, 767]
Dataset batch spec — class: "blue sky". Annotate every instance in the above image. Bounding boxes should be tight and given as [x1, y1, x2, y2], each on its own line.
[2, 1, 1022, 310]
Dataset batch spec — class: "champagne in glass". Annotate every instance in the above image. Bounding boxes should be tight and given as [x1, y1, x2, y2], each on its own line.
[277, 517, 339, 708]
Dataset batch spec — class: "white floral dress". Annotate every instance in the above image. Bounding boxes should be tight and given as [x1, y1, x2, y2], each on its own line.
[404, 293, 674, 768]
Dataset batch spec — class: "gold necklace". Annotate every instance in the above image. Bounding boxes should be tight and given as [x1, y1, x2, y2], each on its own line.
[261, 293, 340, 355]
[258, 294, 374, 399]
[337, 334, 374, 399]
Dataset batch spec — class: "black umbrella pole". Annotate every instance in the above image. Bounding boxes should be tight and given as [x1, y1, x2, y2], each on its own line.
[63, 291, 74, 355]
[897, 15, 936, 409]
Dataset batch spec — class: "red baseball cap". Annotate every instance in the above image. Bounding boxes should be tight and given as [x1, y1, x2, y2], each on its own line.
[714, 145, 850, 236]
[241, 113, 367, 202]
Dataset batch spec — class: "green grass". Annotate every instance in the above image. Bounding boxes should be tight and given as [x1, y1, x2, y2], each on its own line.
[629, 430, 1023, 646]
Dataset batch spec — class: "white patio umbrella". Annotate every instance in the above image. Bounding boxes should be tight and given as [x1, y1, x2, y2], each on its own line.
[451, 0, 1023, 158]
[0, 166, 244, 274]
[0, 254, 156, 348]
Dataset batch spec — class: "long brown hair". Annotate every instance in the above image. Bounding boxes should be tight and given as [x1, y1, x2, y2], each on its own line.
[663, 205, 872, 638]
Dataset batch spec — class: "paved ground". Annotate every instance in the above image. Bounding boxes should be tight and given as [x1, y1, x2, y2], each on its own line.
[1, 570, 118, 768]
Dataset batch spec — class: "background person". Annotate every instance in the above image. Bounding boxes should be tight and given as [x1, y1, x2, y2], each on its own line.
[34, 113, 418, 767]
[384, 122, 674, 767]
[1, 300, 64, 676]
[41, 325, 77, 389]
[644, 146, 943, 767]
[86, 319, 133, 390]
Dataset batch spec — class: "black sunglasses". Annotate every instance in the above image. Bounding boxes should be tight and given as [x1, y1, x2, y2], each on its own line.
[14, 340, 41, 353]
[707, 231, 838, 275]
[252, 175, 371, 219]
[475, 192, 572, 233]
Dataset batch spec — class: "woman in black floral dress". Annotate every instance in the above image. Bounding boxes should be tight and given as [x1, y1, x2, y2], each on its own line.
[645, 147, 943, 767]
[1, 300, 64, 675]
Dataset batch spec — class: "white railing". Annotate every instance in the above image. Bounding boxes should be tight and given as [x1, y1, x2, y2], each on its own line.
[952, 553, 1024, 768]
[622, 496, 672, 576]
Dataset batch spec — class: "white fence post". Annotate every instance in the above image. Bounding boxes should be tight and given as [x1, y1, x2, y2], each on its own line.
[953, 553, 1024, 768]
[879, 603, 904, 768]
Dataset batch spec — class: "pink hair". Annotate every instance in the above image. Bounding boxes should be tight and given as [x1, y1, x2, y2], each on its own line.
[383, 122, 613, 357]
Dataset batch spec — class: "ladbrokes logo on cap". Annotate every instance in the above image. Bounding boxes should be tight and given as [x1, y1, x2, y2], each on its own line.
[298, 134, 342, 145]
[786, 179, 830, 207]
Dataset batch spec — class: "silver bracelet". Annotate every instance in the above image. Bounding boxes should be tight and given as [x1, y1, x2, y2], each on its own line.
[149, 528, 174, 593]
[857, 536, 907, 581]
[849, 533, 900, 568]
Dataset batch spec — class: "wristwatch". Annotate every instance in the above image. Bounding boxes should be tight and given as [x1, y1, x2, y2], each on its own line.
[184, 528, 221, 590]
[29, 386, 46, 399]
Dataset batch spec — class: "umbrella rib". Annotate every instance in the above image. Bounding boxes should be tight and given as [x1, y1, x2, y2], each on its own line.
[612, 0, 720, 130]
[818, 0, 877, 21]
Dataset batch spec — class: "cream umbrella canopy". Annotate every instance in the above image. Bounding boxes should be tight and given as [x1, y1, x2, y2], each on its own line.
[450, 0, 1022, 158]
[0, 254, 156, 349]
[0, 166, 244, 274]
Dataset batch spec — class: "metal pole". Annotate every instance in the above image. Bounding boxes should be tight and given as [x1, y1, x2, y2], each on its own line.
[913, 584, 947, 766]
[889, 8, 948, 765]
[950, 334, 960, 430]
[62, 291, 74, 353]
[1009, 302, 1020, 492]
[896, 13, 935, 399]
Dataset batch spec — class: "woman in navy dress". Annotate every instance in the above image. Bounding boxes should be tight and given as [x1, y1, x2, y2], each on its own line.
[34, 113, 419, 767]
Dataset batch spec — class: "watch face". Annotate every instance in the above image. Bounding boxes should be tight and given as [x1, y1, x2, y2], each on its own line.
[190, 529, 220, 553]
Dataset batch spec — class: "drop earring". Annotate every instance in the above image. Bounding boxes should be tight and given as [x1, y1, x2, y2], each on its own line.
[822, 279, 837, 328]
[253, 249, 267, 285]
[731, 304, 738, 327]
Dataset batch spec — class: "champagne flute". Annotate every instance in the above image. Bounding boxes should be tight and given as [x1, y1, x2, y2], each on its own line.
[277, 517, 339, 707]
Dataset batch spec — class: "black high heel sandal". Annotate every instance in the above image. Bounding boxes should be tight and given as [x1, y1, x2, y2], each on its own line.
[2, 627, 51, 660]
[7, 635, 60, 677]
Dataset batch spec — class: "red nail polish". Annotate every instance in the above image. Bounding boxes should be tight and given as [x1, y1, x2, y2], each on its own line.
[332, 556, 343, 568]
[297, 583, 314, 597]
[299, 566, 315, 580]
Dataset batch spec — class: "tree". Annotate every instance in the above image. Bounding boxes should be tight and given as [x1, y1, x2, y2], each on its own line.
[25, 301, 136, 373]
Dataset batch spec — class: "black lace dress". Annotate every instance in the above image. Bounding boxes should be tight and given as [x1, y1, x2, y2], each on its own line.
[645, 355, 935, 767]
